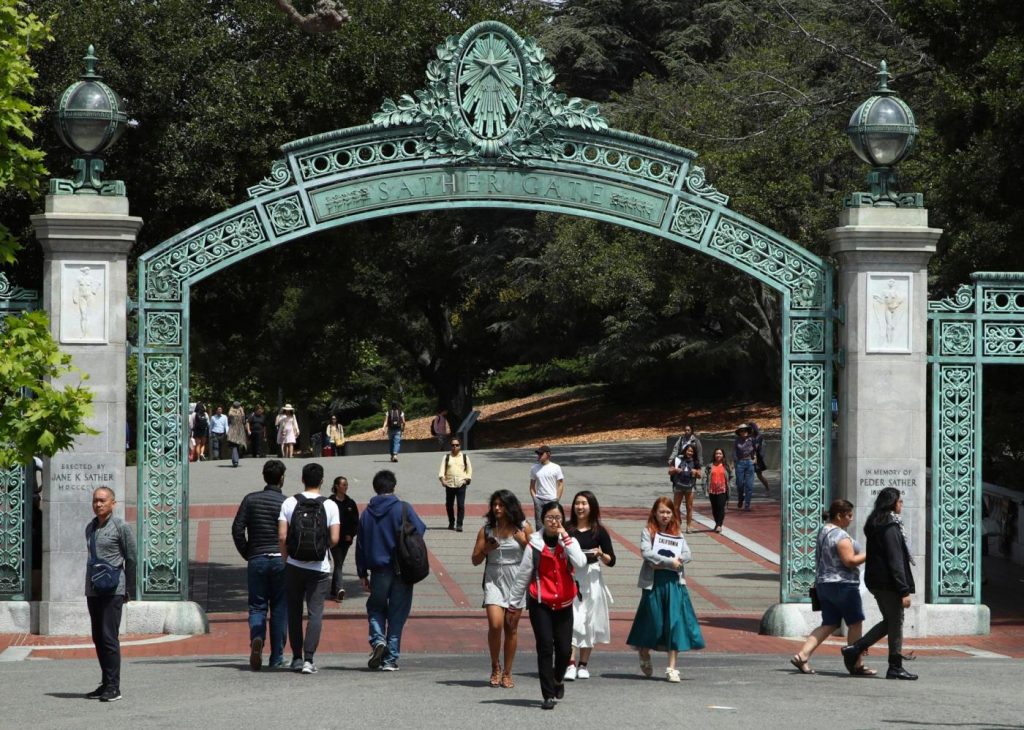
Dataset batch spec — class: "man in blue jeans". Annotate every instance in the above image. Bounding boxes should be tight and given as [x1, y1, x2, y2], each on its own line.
[231, 459, 288, 670]
[733, 424, 756, 511]
[356, 469, 426, 671]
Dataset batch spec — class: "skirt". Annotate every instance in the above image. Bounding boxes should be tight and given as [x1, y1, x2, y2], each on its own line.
[626, 571, 705, 652]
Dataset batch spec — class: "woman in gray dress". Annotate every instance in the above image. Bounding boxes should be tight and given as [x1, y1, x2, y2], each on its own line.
[472, 489, 532, 688]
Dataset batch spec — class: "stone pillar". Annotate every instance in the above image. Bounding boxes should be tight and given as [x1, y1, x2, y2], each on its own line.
[31, 194, 140, 634]
[828, 206, 988, 636]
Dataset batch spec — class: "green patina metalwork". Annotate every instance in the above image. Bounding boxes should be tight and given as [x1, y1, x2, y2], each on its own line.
[136, 21, 835, 602]
[928, 272, 1024, 603]
[0, 273, 39, 600]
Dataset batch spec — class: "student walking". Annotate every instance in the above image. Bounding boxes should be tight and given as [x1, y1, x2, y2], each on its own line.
[327, 476, 359, 603]
[439, 437, 472, 531]
[733, 424, 756, 510]
[471, 490, 532, 688]
[842, 487, 919, 680]
[790, 499, 871, 675]
[626, 497, 705, 682]
[356, 470, 426, 671]
[381, 402, 405, 462]
[277, 463, 340, 674]
[528, 445, 564, 530]
[706, 448, 733, 533]
[669, 444, 701, 533]
[508, 501, 587, 710]
[564, 491, 615, 681]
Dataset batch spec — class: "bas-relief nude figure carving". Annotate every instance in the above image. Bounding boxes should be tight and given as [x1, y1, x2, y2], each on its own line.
[72, 266, 100, 336]
[873, 278, 906, 345]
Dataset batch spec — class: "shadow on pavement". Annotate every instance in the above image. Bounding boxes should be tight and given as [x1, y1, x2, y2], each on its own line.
[716, 572, 781, 582]
[478, 698, 542, 708]
[44, 693, 90, 700]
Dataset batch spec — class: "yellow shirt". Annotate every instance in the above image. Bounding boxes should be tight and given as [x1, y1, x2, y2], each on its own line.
[439, 451, 472, 487]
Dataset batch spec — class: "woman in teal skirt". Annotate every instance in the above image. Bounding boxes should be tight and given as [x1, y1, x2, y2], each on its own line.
[626, 496, 705, 682]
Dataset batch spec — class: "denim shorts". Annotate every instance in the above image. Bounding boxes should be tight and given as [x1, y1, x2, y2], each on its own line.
[816, 581, 865, 626]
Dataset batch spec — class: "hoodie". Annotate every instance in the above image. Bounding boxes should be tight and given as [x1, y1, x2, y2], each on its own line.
[355, 493, 426, 578]
[509, 531, 586, 609]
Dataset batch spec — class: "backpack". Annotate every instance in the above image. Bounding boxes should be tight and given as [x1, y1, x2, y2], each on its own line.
[444, 453, 468, 471]
[387, 408, 403, 429]
[286, 494, 329, 561]
[195, 410, 208, 426]
[394, 502, 429, 585]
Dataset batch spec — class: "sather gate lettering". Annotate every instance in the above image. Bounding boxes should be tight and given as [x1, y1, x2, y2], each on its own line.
[135, 22, 836, 601]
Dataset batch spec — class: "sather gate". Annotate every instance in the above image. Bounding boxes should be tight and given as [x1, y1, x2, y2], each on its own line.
[134, 23, 834, 602]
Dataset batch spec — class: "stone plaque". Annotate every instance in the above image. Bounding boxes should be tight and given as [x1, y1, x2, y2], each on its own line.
[866, 273, 911, 353]
[59, 261, 108, 344]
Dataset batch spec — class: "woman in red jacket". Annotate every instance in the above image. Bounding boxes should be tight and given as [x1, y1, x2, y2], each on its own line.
[508, 501, 587, 710]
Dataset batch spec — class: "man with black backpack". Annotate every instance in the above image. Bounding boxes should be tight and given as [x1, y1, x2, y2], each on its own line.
[380, 401, 405, 462]
[438, 437, 472, 531]
[277, 463, 340, 675]
[356, 469, 427, 672]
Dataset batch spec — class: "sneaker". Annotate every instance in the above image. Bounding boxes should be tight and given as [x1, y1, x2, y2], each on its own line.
[99, 688, 122, 702]
[269, 657, 285, 669]
[541, 698, 556, 710]
[249, 637, 263, 672]
[576, 665, 590, 680]
[85, 685, 106, 700]
[290, 657, 304, 672]
[336, 589, 345, 603]
[666, 668, 681, 683]
[301, 660, 318, 674]
[381, 664, 399, 671]
[455, 526, 463, 532]
[563, 663, 577, 681]
[368, 642, 386, 670]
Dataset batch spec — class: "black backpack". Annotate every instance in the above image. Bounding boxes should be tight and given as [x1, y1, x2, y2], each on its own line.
[287, 494, 329, 561]
[444, 453, 468, 470]
[387, 408, 403, 429]
[394, 502, 429, 585]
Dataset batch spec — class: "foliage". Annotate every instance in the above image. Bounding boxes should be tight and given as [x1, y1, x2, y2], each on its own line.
[0, 311, 95, 467]
[0, 1, 51, 263]
[477, 356, 594, 400]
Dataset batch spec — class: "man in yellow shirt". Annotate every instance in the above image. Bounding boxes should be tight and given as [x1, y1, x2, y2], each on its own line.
[439, 437, 473, 532]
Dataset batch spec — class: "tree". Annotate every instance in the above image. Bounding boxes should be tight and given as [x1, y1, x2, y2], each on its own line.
[0, 3, 94, 468]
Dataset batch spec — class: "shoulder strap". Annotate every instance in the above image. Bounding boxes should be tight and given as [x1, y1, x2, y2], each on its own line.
[444, 454, 449, 468]
[463, 453, 468, 470]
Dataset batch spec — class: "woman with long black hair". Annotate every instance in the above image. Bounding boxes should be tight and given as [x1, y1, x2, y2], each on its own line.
[471, 490, 532, 688]
[508, 501, 587, 710]
[841, 487, 918, 680]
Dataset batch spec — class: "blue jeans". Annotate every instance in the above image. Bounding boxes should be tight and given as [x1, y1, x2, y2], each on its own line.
[247, 555, 288, 663]
[365, 566, 414, 667]
[735, 459, 754, 508]
[388, 429, 402, 456]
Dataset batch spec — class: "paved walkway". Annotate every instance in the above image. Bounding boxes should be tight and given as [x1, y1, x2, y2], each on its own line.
[4, 442, 1023, 661]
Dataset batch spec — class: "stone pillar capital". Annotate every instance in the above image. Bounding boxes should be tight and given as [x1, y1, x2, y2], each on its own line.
[31, 195, 142, 258]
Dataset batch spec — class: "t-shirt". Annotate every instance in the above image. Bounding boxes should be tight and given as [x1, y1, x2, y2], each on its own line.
[816, 524, 862, 584]
[278, 492, 341, 573]
[708, 463, 729, 494]
[530, 461, 564, 501]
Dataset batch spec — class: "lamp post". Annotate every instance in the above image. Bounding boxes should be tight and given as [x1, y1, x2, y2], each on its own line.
[50, 45, 131, 196]
[844, 61, 922, 208]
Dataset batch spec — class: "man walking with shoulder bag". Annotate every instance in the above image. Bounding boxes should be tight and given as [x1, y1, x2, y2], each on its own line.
[278, 463, 340, 674]
[439, 437, 472, 531]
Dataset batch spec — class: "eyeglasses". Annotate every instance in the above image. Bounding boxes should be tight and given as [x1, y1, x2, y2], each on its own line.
[450, 443, 461, 448]
[543, 515, 562, 523]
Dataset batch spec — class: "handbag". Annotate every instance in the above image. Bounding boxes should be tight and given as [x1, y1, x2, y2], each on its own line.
[809, 585, 821, 611]
[88, 526, 122, 595]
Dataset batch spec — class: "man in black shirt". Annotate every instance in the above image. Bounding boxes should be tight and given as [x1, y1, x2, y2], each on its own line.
[247, 405, 267, 458]
[231, 459, 288, 670]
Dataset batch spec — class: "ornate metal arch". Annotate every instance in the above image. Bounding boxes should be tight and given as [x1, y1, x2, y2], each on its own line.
[136, 21, 835, 600]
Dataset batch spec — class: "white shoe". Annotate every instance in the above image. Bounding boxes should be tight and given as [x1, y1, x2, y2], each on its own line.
[666, 668, 680, 683]
[576, 665, 590, 679]
[563, 664, 577, 681]
[301, 661, 317, 674]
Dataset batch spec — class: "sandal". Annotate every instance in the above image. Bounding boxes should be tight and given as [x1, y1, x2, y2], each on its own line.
[639, 651, 653, 677]
[489, 664, 502, 687]
[851, 665, 877, 676]
[500, 672, 515, 688]
[790, 654, 815, 675]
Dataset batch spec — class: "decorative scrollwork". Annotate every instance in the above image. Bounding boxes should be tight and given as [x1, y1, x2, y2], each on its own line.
[790, 319, 825, 354]
[247, 160, 292, 198]
[265, 195, 308, 236]
[928, 283, 974, 313]
[981, 288, 1024, 314]
[684, 165, 729, 205]
[937, 321, 973, 357]
[0, 273, 38, 305]
[145, 311, 182, 347]
[983, 323, 1024, 356]
[559, 139, 678, 184]
[709, 220, 824, 309]
[139, 355, 185, 596]
[0, 466, 27, 597]
[145, 210, 267, 302]
[935, 365, 976, 598]
[372, 21, 607, 164]
[670, 202, 711, 243]
[783, 363, 828, 600]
